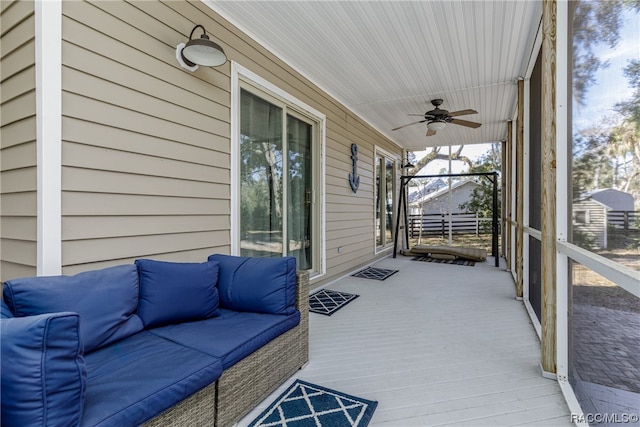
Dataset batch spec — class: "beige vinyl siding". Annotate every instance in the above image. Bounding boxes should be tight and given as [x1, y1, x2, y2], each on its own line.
[58, 0, 400, 283]
[169, 1, 401, 286]
[60, 0, 231, 271]
[0, 0, 37, 281]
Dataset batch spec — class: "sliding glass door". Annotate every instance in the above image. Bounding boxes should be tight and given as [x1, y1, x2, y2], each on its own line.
[239, 88, 316, 271]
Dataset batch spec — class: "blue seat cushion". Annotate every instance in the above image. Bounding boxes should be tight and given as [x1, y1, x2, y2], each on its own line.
[82, 331, 222, 427]
[1, 312, 87, 427]
[149, 309, 300, 369]
[3, 265, 143, 353]
[135, 259, 221, 327]
[207, 254, 297, 315]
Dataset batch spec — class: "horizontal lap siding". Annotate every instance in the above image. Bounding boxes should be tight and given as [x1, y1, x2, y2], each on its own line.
[61, 0, 231, 272]
[59, 0, 400, 281]
[0, 0, 37, 281]
[177, 1, 401, 285]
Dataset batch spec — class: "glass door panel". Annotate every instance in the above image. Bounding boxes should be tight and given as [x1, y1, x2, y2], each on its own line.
[376, 156, 383, 247]
[385, 157, 395, 245]
[287, 114, 313, 270]
[240, 89, 283, 257]
[375, 153, 396, 249]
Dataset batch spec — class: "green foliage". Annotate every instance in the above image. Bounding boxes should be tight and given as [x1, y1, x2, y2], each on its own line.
[616, 59, 640, 134]
[458, 143, 501, 218]
[572, 229, 599, 250]
[572, 0, 627, 105]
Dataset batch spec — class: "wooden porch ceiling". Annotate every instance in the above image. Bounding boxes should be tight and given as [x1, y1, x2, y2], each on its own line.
[207, 1, 543, 151]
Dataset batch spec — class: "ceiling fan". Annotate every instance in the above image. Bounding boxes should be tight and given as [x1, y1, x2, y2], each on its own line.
[392, 99, 481, 136]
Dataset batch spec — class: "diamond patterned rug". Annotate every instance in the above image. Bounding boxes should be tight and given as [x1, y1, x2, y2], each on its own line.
[351, 267, 398, 281]
[248, 380, 377, 427]
[411, 255, 476, 266]
[309, 289, 359, 316]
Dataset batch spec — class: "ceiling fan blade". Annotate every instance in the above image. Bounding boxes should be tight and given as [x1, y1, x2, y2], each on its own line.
[448, 109, 478, 117]
[392, 120, 426, 131]
[426, 128, 437, 137]
[450, 118, 482, 128]
[408, 114, 426, 116]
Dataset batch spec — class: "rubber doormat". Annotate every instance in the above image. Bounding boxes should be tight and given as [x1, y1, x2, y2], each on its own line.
[351, 267, 398, 281]
[248, 379, 377, 427]
[309, 289, 359, 316]
[411, 256, 475, 266]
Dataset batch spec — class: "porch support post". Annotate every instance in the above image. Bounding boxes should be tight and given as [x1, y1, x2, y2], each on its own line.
[541, 0, 558, 375]
[505, 122, 513, 271]
[515, 80, 525, 298]
[35, 0, 62, 276]
[501, 139, 507, 261]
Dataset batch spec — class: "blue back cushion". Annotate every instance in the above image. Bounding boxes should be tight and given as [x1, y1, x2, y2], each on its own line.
[207, 254, 297, 315]
[135, 259, 220, 328]
[3, 265, 143, 353]
[1, 298, 13, 318]
[1, 312, 87, 427]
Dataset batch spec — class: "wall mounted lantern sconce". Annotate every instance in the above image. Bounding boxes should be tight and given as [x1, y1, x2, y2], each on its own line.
[176, 24, 227, 71]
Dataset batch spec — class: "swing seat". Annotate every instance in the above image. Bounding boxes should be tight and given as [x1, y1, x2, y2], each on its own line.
[400, 245, 487, 262]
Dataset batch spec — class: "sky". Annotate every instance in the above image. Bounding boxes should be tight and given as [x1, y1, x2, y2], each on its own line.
[573, 8, 640, 132]
[411, 143, 496, 175]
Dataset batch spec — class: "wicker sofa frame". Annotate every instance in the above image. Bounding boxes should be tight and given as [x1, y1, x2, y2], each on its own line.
[142, 270, 310, 427]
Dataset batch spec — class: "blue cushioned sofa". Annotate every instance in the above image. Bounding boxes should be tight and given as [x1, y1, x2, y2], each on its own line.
[0, 254, 309, 427]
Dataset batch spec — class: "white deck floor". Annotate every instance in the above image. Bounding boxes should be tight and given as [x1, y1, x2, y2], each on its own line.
[239, 255, 573, 426]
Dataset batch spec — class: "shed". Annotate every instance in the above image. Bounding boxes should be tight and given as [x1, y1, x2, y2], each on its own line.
[411, 179, 481, 215]
[573, 189, 635, 249]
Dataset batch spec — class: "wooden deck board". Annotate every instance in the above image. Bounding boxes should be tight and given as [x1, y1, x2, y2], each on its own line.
[238, 256, 573, 426]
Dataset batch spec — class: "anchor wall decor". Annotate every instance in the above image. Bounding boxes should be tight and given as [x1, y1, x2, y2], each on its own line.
[348, 143, 360, 193]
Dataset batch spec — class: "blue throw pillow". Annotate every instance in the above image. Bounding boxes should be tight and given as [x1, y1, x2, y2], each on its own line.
[3, 265, 144, 353]
[135, 259, 220, 328]
[1, 312, 87, 427]
[207, 254, 296, 315]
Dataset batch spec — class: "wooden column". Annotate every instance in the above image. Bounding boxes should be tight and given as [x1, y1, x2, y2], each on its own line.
[501, 139, 507, 261]
[505, 121, 513, 272]
[515, 80, 525, 298]
[541, 0, 557, 375]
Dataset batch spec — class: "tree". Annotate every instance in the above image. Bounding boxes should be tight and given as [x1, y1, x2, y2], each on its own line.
[458, 143, 502, 219]
[615, 59, 640, 128]
[572, 0, 640, 106]
[407, 145, 472, 177]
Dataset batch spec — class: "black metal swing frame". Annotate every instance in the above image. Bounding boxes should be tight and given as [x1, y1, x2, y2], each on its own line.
[392, 171, 500, 267]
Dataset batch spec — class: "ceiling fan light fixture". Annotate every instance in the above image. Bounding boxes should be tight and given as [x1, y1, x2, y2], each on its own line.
[427, 121, 447, 132]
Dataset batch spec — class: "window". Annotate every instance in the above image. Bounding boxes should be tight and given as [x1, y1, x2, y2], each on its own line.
[238, 84, 321, 272]
[375, 150, 396, 250]
[574, 210, 588, 224]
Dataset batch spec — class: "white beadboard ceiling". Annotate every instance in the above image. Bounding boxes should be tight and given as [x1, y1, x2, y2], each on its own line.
[207, 1, 542, 151]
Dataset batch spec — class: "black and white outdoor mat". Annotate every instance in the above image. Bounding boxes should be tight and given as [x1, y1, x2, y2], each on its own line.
[351, 267, 398, 281]
[411, 255, 476, 266]
[248, 379, 377, 427]
[309, 289, 359, 316]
